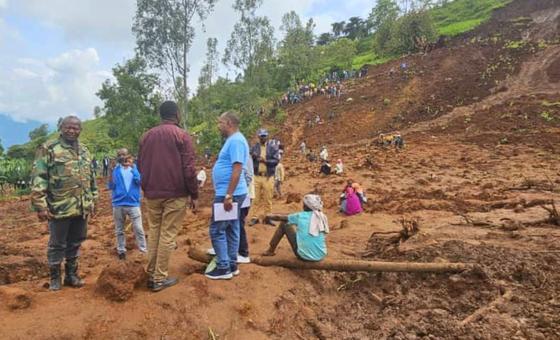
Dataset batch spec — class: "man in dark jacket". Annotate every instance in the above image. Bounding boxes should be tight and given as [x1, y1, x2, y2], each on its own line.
[249, 128, 280, 225]
[138, 101, 198, 292]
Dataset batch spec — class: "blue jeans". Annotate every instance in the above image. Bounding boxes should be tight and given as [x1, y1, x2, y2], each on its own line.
[113, 206, 147, 254]
[210, 195, 246, 270]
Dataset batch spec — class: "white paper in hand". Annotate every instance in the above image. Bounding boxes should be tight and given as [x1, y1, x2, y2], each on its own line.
[213, 203, 239, 221]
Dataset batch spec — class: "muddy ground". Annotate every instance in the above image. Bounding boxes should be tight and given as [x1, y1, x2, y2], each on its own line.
[1, 0, 560, 339]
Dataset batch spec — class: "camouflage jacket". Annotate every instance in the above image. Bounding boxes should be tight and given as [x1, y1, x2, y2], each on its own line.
[30, 137, 98, 219]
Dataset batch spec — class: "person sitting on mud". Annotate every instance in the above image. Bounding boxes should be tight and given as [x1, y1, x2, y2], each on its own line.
[335, 159, 344, 175]
[319, 160, 332, 175]
[307, 149, 317, 162]
[378, 133, 394, 147]
[351, 181, 367, 206]
[393, 132, 404, 149]
[320, 146, 329, 161]
[339, 180, 363, 216]
[262, 194, 328, 261]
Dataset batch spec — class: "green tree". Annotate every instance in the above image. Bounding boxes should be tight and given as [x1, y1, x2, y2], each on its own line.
[368, 0, 400, 33]
[223, 0, 275, 82]
[317, 32, 334, 46]
[320, 38, 357, 70]
[277, 11, 316, 87]
[198, 37, 219, 91]
[93, 106, 103, 118]
[343, 17, 368, 40]
[96, 57, 162, 153]
[7, 144, 33, 160]
[28, 124, 49, 142]
[388, 10, 437, 54]
[0, 138, 3, 156]
[133, 0, 217, 124]
[331, 21, 345, 38]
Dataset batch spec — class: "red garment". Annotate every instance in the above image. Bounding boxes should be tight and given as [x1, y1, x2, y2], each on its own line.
[138, 121, 198, 200]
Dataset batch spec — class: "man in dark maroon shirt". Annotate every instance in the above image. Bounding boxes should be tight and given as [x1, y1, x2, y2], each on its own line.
[138, 101, 198, 292]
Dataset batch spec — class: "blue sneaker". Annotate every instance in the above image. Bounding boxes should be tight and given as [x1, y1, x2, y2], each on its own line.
[205, 267, 233, 280]
[230, 264, 240, 276]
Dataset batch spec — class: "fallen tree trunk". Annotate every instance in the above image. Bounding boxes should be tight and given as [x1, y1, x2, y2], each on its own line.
[188, 248, 473, 273]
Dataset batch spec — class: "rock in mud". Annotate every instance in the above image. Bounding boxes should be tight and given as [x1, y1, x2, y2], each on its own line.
[0, 286, 33, 310]
[95, 261, 148, 302]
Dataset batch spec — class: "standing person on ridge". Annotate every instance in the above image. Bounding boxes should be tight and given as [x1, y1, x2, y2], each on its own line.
[138, 101, 198, 292]
[30, 116, 98, 291]
[197, 167, 207, 188]
[102, 155, 110, 177]
[274, 152, 285, 198]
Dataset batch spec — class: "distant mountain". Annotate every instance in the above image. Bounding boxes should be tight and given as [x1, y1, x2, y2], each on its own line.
[0, 114, 50, 148]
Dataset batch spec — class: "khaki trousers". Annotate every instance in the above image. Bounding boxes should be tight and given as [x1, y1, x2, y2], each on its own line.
[145, 197, 187, 283]
[253, 175, 274, 221]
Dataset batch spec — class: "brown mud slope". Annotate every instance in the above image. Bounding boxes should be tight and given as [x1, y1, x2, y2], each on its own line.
[2, 0, 560, 339]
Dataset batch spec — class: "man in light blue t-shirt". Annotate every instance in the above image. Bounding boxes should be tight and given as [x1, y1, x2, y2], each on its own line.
[206, 111, 249, 280]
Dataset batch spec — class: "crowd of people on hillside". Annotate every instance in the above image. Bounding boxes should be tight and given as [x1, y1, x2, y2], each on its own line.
[279, 66, 368, 106]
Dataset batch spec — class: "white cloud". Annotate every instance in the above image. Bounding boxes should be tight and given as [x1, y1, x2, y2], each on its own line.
[11, 0, 136, 45]
[0, 0, 375, 123]
[0, 48, 111, 123]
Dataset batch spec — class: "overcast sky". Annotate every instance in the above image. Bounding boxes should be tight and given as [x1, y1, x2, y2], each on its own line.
[0, 0, 373, 128]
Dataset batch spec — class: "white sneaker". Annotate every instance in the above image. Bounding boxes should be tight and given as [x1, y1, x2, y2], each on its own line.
[237, 255, 251, 264]
[207, 248, 216, 256]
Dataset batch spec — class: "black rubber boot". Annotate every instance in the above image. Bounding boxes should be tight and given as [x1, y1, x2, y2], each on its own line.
[49, 264, 62, 291]
[63, 257, 84, 288]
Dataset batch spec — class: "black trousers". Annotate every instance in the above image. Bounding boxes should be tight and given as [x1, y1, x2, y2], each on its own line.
[238, 207, 250, 257]
[47, 216, 87, 265]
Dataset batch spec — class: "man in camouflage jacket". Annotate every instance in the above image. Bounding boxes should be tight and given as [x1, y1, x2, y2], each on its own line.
[30, 116, 98, 291]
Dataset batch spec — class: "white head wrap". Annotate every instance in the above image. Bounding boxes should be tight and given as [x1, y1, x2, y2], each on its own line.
[303, 194, 329, 236]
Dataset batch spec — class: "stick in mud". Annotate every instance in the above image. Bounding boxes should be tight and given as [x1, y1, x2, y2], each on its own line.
[188, 248, 473, 273]
[460, 289, 513, 326]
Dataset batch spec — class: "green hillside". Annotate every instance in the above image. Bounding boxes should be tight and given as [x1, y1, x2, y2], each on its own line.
[5, 0, 514, 166]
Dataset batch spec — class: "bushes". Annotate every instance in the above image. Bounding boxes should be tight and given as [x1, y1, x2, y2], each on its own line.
[387, 11, 438, 55]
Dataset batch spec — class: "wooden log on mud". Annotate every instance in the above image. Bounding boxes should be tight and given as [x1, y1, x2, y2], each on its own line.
[187, 248, 472, 273]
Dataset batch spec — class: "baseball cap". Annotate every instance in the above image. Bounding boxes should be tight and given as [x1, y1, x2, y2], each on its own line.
[257, 128, 269, 137]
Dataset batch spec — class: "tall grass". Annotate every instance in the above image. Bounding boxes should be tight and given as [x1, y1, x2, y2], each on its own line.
[431, 0, 512, 36]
